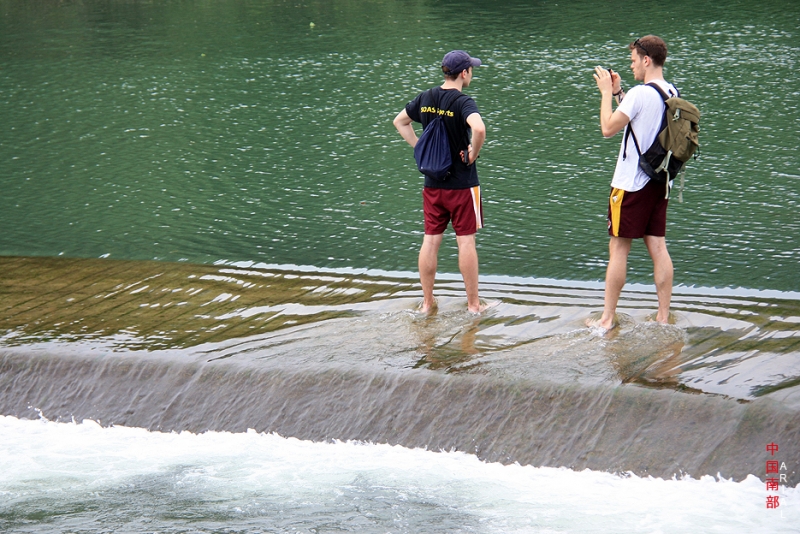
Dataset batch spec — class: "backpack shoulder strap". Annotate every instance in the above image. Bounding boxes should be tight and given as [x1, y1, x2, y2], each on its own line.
[646, 81, 669, 102]
[623, 123, 642, 159]
[426, 87, 440, 109]
[419, 88, 442, 130]
[442, 89, 469, 112]
[422, 88, 462, 118]
[625, 82, 674, 158]
[455, 92, 475, 121]
[647, 81, 681, 100]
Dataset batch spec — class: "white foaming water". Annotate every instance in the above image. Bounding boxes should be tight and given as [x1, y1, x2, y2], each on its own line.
[0, 416, 796, 533]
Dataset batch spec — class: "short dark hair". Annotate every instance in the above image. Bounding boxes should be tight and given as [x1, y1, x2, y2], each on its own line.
[442, 65, 466, 80]
[630, 35, 667, 67]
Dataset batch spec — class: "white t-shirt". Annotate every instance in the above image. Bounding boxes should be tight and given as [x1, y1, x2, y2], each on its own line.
[611, 79, 678, 192]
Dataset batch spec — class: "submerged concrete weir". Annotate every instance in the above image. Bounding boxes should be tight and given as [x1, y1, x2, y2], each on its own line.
[1, 256, 799, 482]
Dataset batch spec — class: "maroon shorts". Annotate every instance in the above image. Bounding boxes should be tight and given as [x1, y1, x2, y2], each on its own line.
[423, 186, 483, 236]
[607, 179, 669, 238]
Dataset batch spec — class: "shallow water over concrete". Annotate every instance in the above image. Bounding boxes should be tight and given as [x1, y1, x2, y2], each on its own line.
[2, 256, 798, 482]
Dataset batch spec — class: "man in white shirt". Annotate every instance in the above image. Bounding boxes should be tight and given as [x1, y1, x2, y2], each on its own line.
[588, 35, 678, 331]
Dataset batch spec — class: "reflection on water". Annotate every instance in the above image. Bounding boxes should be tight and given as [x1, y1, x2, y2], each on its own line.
[2, 256, 799, 402]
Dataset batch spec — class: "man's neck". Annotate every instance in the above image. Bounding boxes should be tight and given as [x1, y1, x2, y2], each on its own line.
[441, 79, 464, 91]
[643, 67, 665, 84]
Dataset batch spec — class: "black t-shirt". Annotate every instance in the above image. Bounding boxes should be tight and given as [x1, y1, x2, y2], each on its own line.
[406, 86, 480, 189]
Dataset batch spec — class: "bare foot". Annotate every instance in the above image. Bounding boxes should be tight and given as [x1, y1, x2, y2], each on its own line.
[647, 312, 677, 325]
[585, 313, 618, 332]
[468, 299, 498, 314]
[417, 298, 438, 315]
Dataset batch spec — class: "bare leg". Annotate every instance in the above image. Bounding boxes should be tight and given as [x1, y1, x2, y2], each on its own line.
[456, 233, 485, 313]
[644, 234, 673, 323]
[588, 236, 632, 330]
[418, 233, 443, 313]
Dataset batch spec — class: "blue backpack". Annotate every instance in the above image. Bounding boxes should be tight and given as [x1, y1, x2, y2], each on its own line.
[413, 90, 465, 180]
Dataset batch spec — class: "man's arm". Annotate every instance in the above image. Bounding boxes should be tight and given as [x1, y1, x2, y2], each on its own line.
[599, 102, 630, 138]
[593, 66, 630, 138]
[393, 109, 418, 148]
[465, 112, 485, 164]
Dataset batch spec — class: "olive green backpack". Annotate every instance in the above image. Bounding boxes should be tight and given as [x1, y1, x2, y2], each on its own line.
[625, 83, 701, 202]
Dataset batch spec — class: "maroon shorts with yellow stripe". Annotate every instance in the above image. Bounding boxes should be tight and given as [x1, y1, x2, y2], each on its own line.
[423, 186, 483, 236]
[607, 179, 669, 238]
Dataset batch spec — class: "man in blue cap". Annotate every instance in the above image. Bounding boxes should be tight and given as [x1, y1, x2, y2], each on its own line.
[394, 50, 487, 314]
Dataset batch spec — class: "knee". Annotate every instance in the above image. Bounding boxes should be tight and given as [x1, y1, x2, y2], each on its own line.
[456, 233, 476, 249]
[644, 236, 669, 257]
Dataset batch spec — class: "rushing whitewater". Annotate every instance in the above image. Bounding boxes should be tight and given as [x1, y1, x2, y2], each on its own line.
[1, 415, 797, 533]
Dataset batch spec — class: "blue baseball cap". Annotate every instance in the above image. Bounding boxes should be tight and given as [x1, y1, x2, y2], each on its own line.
[442, 50, 482, 74]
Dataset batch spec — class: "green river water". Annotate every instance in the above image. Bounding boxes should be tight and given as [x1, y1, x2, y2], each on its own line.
[1, 0, 798, 290]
